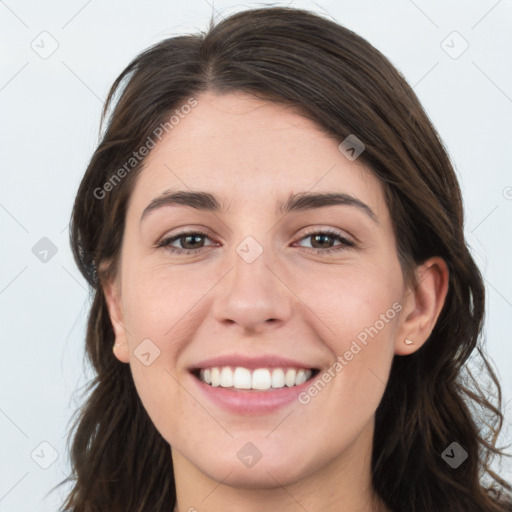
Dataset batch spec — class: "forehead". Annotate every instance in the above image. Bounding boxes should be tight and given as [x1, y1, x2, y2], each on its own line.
[128, 91, 387, 222]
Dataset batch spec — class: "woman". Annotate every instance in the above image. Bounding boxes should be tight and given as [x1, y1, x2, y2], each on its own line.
[57, 6, 512, 511]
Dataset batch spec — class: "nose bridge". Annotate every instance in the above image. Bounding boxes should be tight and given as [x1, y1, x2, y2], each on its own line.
[211, 227, 292, 331]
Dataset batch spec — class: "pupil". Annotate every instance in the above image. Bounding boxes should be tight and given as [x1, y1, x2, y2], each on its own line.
[313, 234, 332, 248]
[184, 235, 202, 249]
[180, 234, 334, 250]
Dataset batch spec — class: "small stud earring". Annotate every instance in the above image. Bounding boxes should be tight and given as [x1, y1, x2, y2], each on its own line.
[113, 343, 123, 352]
[404, 339, 414, 345]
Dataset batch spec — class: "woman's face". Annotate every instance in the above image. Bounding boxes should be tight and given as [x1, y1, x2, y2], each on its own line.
[106, 91, 433, 489]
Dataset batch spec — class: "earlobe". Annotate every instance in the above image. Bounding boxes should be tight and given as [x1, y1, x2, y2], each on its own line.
[102, 276, 130, 364]
[394, 256, 449, 356]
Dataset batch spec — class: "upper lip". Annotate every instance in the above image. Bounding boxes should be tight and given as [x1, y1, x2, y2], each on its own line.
[189, 354, 319, 371]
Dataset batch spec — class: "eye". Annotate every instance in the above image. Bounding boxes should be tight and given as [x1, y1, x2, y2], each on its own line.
[293, 228, 356, 254]
[156, 228, 356, 255]
[156, 230, 215, 254]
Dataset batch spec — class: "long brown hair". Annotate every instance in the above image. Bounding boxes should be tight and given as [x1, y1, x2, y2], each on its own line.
[55, 6, 512, 511]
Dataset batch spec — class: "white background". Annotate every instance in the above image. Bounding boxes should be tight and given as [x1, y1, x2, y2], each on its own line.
[1, 1, 511, 510]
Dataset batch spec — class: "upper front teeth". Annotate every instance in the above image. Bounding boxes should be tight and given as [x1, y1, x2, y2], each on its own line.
[199, 367, 312, 390]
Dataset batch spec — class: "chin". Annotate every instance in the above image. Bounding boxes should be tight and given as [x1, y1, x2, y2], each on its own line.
[191, 442, 320, 489]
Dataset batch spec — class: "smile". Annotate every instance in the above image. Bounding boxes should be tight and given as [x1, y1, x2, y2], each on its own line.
[198, 366, 318, 390]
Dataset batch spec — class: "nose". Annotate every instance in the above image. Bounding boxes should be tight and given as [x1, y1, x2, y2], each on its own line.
[211, 240, 293, 334]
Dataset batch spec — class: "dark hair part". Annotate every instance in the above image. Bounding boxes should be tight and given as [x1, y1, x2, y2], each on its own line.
[55, 6, 512, 511]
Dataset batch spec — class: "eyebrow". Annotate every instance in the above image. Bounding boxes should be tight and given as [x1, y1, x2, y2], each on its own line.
[140, 190, 378, 224]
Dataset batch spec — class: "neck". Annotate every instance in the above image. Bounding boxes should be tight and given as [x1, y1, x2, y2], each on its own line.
[171, 419, 389, 512]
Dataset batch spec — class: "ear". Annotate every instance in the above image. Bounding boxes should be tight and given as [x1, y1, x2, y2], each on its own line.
[102, 272, 130, 364]
[394, 256, 449, 355]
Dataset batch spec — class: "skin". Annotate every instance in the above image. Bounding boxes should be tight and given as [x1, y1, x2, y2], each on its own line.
[104, 90, 449, 512]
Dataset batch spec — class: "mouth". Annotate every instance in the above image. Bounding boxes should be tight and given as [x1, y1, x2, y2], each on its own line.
[187, 354, 324, 413]
[190, 366, 321, 391]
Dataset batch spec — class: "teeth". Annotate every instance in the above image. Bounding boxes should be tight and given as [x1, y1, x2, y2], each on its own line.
[211, 367, 220, 387]
[296, 369, 308, 385]
[252, 368, 271, 390]
[220, 367, 233, 387]
[198, 367, 313, 390]
[233, 367, 252, 389]
[285, 368, 296, 387]
[271, 368, 285, 388]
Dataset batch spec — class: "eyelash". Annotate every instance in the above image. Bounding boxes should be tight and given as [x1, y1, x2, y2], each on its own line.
[156, 228, 356, 256]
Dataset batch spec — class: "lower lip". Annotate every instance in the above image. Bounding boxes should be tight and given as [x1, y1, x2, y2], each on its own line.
[189, 372, 316, 414]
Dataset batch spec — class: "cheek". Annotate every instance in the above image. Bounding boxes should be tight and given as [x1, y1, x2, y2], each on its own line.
[129, 362, 190, 443]
[121, 263, 209, 340]
[296, 259, 402, 343]
[294, 259, 400, 408]
[120, 267, 213, 430]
